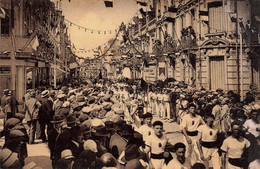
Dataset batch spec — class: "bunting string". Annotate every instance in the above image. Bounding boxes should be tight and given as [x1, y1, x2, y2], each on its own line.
[64, 18, 117, 35]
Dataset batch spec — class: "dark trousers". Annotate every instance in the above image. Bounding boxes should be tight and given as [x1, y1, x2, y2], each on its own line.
[39, 120, 53, 142]
[170, 104, 176, 121]
[27, 120, 37, 144]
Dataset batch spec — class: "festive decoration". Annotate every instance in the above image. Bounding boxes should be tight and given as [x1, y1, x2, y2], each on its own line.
[104, 0, 113, 7]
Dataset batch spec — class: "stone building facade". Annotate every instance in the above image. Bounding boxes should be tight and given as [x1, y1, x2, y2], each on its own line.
[121, 0, 260, 98]
[0, 0, 75, 102]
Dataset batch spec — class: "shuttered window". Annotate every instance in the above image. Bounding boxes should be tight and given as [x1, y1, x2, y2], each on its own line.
[208, 2, 228, 33]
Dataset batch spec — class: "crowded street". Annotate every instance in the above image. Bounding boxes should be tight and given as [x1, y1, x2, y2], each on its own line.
[0, 117, 182, 169]
[1, 0, 260, 169]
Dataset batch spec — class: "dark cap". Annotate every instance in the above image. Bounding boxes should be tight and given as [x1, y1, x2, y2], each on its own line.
[118, 124, 134, 136]
[79, 114, 89, 123]
[66, 114, 77, 124]
[15, 113, 25, 122]
[187, 103, 196, 108]
[152, 120, 163, 127]
[142, 113, 152, 119]
[9, 129, 25, 138]
[77, 96, 85, 103]
[51, 115, 64, 123]
[5, 118, 20, 129]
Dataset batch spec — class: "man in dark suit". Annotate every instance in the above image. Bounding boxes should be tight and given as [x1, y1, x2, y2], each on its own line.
[53, 114, 77, 162]
[39, 90, 54, 142]
[65, 126, 84, 158]
[48, 115, 64, 168]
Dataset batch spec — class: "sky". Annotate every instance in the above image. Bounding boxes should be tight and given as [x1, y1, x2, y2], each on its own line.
[51, 0, 140, 58]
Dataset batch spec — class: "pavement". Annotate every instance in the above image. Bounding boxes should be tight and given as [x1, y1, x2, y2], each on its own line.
[0, 118, 52, 169]
[0, 117, 184, 169]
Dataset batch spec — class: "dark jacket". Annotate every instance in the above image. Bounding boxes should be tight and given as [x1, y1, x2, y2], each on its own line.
[39, 97, 54, 122]
[54, 128, 71, 161]
[65, 140, 84, 158]
[48, 128, 60, 160]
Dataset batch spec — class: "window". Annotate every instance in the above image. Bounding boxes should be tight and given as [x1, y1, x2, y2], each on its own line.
[181, 15, 185, 29]
[1, 8, 9, 35]
[191, 9, 195, 26]
[208, 1, 228, 33]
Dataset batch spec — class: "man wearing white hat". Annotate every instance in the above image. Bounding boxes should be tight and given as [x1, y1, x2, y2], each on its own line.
[39, 90, 54, 142]
[53, 94, 66, 114]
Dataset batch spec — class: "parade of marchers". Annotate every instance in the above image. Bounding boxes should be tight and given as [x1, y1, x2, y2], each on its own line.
[0, 78, 260, 169]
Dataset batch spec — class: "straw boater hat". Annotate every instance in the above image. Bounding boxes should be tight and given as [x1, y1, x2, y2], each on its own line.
[62, 101, 70, 108]
[61, 149, 74, 159]
[0, 149, 19, 168]
[57, 94, 66, 99]
[41, 90, 49, 98]
[82, 107, 92, 114]
[3, 89, 9, 93]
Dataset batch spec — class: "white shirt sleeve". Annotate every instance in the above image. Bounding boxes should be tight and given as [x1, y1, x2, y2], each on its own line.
[243, 120, 249, 130]
[197, 125, 203, 133]
[221, 138, 229, 152]
[145, 136, 152, 147]
[180, 115, 188, 129]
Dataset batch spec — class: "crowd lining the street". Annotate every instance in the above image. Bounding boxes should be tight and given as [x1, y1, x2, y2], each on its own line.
[0, 78, 260, 169]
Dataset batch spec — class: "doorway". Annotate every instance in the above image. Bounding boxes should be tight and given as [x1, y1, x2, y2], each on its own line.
[209, 56, 225, 90]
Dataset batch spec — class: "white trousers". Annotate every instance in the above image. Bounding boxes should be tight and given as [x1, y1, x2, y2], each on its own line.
[151, 159, 165, 169]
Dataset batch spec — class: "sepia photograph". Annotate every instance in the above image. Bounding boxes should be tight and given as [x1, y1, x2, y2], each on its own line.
[0, 0, 260, 168]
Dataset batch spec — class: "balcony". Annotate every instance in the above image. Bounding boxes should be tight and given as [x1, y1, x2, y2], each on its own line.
[164, 36, 178, 53]
[152, 40, 164, 56]
[178, 26, 198, 50]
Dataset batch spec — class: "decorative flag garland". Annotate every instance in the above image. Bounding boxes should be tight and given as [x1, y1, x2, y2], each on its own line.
[64, 18, 118, 35]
